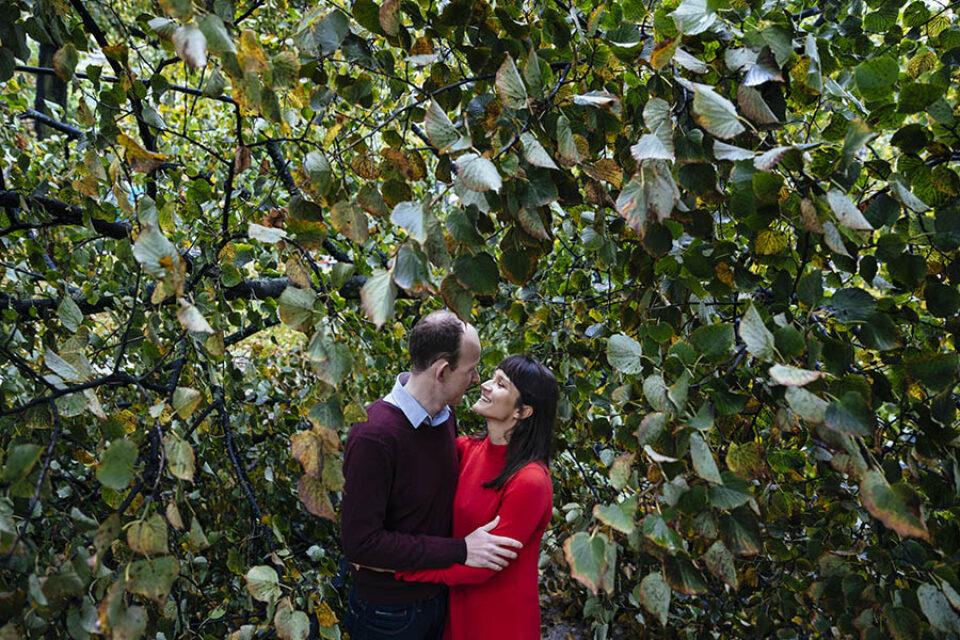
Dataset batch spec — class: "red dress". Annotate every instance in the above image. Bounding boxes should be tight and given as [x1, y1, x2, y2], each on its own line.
[397, 436, 553, 640]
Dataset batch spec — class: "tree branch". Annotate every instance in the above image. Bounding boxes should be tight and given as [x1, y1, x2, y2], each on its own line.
[0, 190, 131, 240]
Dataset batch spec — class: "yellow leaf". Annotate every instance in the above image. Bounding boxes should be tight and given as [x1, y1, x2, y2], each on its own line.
[116, 133, 167, 173]
[237, 30, 268, 74]
[650, 38, 678, 70]
[755, 230, 788, 255]
[715, 262, 734, 287]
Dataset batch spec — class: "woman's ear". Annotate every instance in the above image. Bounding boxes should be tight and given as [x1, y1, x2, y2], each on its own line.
[516, 405, 533, 420]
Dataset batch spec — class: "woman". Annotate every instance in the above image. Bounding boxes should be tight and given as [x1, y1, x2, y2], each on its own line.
[395, 354, 558, 640]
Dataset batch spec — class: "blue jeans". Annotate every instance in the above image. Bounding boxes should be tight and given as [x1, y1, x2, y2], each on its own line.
[345, 588, 447, 640]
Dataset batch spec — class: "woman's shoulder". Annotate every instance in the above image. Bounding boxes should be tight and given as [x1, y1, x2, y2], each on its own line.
[508, 461, 553, 492]
[455, 434, 483, 455]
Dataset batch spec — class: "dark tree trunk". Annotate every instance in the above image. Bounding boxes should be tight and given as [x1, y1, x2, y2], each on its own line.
[33, 43, 67, 139]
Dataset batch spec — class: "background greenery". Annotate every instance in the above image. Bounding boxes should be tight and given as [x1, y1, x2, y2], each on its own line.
[2, 0, 960, 637]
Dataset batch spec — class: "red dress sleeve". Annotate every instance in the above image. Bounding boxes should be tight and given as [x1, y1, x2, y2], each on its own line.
[396, 464, 551, 585]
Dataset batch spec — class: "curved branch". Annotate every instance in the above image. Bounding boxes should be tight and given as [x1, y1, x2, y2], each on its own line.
[0, 191, 131, 240]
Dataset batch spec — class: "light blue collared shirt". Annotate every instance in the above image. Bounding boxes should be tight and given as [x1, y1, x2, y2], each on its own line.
[383, 373, 451, 429]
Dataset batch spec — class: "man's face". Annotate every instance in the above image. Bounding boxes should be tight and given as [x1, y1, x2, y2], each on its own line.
[441, 324, 481, 407]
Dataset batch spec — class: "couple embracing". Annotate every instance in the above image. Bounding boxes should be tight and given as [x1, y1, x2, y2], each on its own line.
[340, 310, 558, 640]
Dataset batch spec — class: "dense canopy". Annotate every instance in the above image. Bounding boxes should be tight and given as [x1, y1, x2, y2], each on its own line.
[2, 0, 960, 637]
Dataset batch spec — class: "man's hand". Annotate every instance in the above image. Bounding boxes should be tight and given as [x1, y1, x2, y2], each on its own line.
[464, 516, 522, 570]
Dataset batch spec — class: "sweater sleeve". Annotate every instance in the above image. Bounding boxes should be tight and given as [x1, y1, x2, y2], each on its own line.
[340, 432, 467, 570]
[395, 465, 552, 585]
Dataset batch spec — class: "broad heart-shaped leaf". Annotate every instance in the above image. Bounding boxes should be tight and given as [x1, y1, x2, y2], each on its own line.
[306, 332, 353, 387]
[163, 434, 195, 482]
[1, 444, 43, 483]
[277, 286, 317, 332]
[670, 0, 716, 35]
[719, 506, 762, 555]
[125, 556, 179, 603]
[330, 201, 369, 244]
[245, 565, 281, 604]
[127, 513, 168, 556]
[46, 349, 81, 381]
[689, 323, 733, 362]
[424, 101, 460, 151]
[636, 412, 669, 446]
[440, 274, 473, 321]
[172, 386, 202, 420]
[360, 269, 396, 328]
[642, 374, 670, 413]
[768, 364, 823, 387]
[58, 295, 83, 333]
[248, 222, 287, 243]
[785, 386, 827, 423]
[594, 495, 637, 534]
[689, 432, 722, 484]
[304, 151, 333, 194]
[740, 303, 776, 362]
[663, 555, 708, 595]
[703, 540, 738, 589]
[616, 161, 680, 233]
[725, 444, 764, 480]
[631, 134, 674, 162]
[693, 84, 745, 139]
[556, 115, 579, 165]
[860, 470, 930, 541]
[737, 85, 778, 125]
[520, 132, 558, 169]
[607, 334, 643, 374]
[457, 154, 502, 192]
[172, 24, 207, 69]
[708, 471, 752, 510]
[884, 605, 921, 640]
[524, 48, 545, 99]
[905, 353, 960, 392]
[854, 55, 899, 101]
[291, 431, 323, 478]
[298, 474, 335, 520]
[177, 300, 215, 335]
[495, 55, 527, 109]
[275, 601, 311, 640]
[712, 141, 754, 161]
[378, 0, 400, 36]
[198, 13, 235, 54]
[453, 252, 499, 295]
[563, 531, 607, 595]
[133, 224, 177, 277]
[609, 453, 635, 490]
[641, 514, 684, 552]
[390, 201, 427, 243]
[112, 605, 147, 640]
[826, 190, 874, 231]
[824, 392, 874, 437]
[315, 10, 350, 55]
[97, 439, 138, 491]
[917, 584, 960, 635]
[639, 572, 670, 626]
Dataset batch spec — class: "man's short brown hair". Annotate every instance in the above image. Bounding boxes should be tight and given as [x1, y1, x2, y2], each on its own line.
[409, 310, 465, 373]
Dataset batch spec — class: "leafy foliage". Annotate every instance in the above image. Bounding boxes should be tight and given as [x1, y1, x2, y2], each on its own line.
[1, 0, 960, 638]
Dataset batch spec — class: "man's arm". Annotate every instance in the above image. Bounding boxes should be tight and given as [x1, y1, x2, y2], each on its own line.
[340, 432, 465, 570]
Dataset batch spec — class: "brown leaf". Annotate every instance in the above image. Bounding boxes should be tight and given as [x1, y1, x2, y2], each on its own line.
[234, 146, 252, 173]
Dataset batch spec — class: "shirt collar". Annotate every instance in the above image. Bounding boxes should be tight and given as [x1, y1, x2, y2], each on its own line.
[383, 373, 451, 428]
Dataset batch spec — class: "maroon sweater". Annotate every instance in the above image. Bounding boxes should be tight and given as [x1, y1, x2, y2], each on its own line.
[341, 399, 467, 603]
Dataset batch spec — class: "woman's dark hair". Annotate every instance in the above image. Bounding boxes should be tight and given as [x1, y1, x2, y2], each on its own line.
[483, 354, 559, 492]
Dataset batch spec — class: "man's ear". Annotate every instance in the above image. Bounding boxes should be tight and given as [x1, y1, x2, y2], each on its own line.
[516, 405, 533, 420]
[432, 358, 450, 382]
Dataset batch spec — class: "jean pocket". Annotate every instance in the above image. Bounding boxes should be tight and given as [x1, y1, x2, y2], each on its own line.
[366, 604, 415, 636]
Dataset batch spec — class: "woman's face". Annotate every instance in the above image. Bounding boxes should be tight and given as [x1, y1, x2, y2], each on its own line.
[471, 369, 523, 422]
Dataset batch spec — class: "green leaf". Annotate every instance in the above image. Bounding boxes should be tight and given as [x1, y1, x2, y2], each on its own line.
[454, 252, 499, 295]
[360, 269, 396, 328]
[248, 223, 287, 244]
[495, 55, 527, 109]
[304, 151, 332, 195]
[917, 583, 960, 635]
[58, 296, 83, 333]
[826, 190, 874, 231]
[689, 432, 722, 484]
[424, 101, 461, 151]
[315, 11, 350, 55]
[176, 300, 215, 335]
[1, 444, 43, 483]
[556, 115, 579, 165]
[133, 225, 177, 276]
[737, 85, 778, 125]
[609, 454, 634, 490]
[797, 271, 823, 307]
[641, 514, 684, 552]
[643, 374, 670, 412]
[785, 387, 827, 423]
[97, 439, 138, 491]
[670, 0, 716, 35]
[306, 332, 353, 387]
[126, 556, 179, 603]
[53, 43, 79, 81]
[713, 141, 754, 161]
[172, 24, 208, 69]
[639, 572, 670, 626]
[719, 507, 761, 555]
[275, 602, 311, 640]
[245, 565, 281, 603]
[390, 201, 427, 243]
[861, 471, 930, 541]
[457, 154, 502, 192]
[330, 201, 369, 244]
[704, 541, 739, 590]
[172, 386, 202, 421]
[524, 48, 545, 98]
[127, 513, 168, 555]
[768, 364, 823, 387]
[689, 323, 733, 362]
[520, 133, 558, 169]
[884, 605, 922, 640]
[594, 496, 637, 534]
[45, 349, 81, 381]
[824, 392, 874, 437]
[636, 412, 669, 445]
[692, 84, 745, 140]
[855, 56, 899, 101]
[708, 471, 752, 510]
[740, 303, 776, 362]
[664, 555, 708, 594]
[831, 288, 877, 322]
[198, 14, 235, 54]
[925, 282, 960, 317]
[607, 334, 643, 374]
[277, 286, 317, 332]
[163, 434, 195, 482]
[631, 134, 675, 162]
[564, 531, 607, 595]
[441, 275, 473, 321]
[616, 160, 680, 231]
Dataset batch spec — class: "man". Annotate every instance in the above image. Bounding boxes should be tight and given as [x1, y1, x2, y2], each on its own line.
[341, 310, 522, 639]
